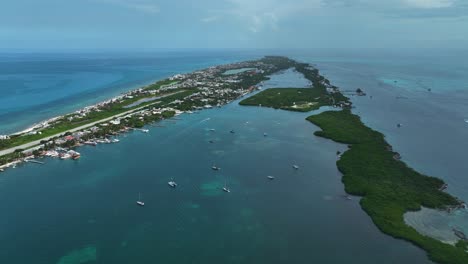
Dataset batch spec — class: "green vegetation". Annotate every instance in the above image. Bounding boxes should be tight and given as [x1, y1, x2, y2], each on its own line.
[307, 110, 468, 264]
[239, 59, 467, 262]
[239, 88, 326, 112]
[0, 89, 194, 152]
[238, 59, 350, 111]
[294, 62, 349, 104]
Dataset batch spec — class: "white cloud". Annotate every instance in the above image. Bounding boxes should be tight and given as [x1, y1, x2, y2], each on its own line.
[98, 0, 160, 14]
[224, 0, 322, 33]
[403, 0, 455, 8]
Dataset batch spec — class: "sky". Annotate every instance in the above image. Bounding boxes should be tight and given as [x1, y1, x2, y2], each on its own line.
[1, 0, 467, 50]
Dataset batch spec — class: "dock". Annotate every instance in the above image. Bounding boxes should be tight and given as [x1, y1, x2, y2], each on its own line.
[25, 159, 45, 165]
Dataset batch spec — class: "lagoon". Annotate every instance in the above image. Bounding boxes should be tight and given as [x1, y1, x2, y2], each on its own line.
[0, 67, 432, 264]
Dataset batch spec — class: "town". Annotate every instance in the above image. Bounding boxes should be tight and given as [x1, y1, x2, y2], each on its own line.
[2, 56, 336, 171]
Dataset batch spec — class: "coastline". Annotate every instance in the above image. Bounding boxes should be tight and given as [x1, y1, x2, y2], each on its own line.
[238, 63, 468, 263]
[0, 56, 296, 168]
[2, 55, 467, 263]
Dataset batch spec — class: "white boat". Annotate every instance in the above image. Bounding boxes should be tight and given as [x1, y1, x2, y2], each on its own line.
[112, 138, 120, 143]
[136, 193, 145, 206]
[292, 164, 299, 170]
[84, 141, 97, 146]
[209, 129, 216, 132]
[60, 153, 71, 160]
[211, 165, 221, 171]
[222, 176, 230, 193]
[168, 179, 177, 188]
[142, 129, 149, 133]
[267, 176, 275, 180]
[0, 168, 4, 172]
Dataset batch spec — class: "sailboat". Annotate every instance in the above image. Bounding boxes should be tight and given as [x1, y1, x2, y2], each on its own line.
[136, 193, 145, 206]
[222, 180, 230, 193]
[168, 178, 177, 188]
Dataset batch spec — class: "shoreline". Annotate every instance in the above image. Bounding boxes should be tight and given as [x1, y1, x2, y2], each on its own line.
[0, 56, 297, 168]
[238, 64, 468, 263]
[2, 56, 467, 263]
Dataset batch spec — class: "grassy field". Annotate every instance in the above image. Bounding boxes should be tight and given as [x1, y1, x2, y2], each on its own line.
[239, 88, 328, 112]
[307, 110, 468, 264]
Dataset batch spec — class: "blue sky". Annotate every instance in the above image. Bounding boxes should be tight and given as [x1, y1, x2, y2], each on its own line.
[1, 0, 467, 50]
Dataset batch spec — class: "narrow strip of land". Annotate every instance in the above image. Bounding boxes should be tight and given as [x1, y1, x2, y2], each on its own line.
[0, 96, 174, 156]
[238, 62, 468, 264]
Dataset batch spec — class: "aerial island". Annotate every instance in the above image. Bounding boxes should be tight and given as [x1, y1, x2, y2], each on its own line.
[0, 56, 467, 263]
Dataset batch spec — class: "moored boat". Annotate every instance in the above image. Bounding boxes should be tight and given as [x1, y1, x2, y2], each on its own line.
[137, 193, 145, 206]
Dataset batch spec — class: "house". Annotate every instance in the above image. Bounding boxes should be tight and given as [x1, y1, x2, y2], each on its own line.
[0, 135, 10, 140]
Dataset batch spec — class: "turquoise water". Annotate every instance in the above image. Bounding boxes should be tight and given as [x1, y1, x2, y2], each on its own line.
[292, 50, 468, 243]
[0, 51, 266, 134]
[2, 49, 468, 263]
[0, 68, 432, 263]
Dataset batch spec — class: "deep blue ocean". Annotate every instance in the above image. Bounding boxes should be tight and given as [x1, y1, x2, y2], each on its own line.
[0, 49, 467, 263]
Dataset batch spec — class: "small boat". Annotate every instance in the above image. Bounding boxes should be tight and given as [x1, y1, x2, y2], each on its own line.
[168, 179, 177, 188]
[292, 164, 299, 170]
[60, 153, 71, 160]
[84, 141, 97, 146]
[453, 228, 467, 240]
[71, 153, 81, 160]
[142, 129, 149, 133]
[136, 193, 145, 206]
[209, 129, 216, 132]
[212, 165, 221, 171]
[230, 130, 235, 134]
[223, 180, 231, 192]
[209, 140, 214, 143]
[397, 123, 402, 128]
[263, 133, 268, 137]
[344, 195, 352, 200]
[0, 168, 4, 172]
[267, 176, 275, 180]
[112, 138, 120, 143]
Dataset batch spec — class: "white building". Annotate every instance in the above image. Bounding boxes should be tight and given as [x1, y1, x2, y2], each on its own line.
[0, 135, 10, 140]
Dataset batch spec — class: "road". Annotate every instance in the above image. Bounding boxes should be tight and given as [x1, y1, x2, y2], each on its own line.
[0, 91, 183, 157]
